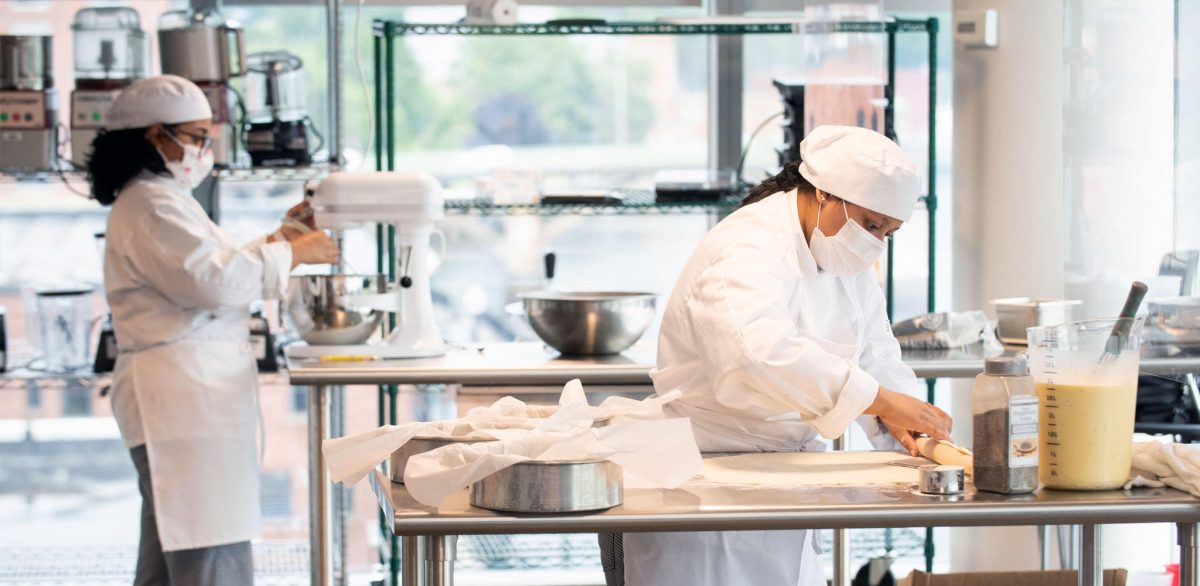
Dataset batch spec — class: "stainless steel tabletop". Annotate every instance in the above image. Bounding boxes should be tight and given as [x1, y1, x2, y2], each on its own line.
[369, 454, 1200, 537]
[286, 342, 657, 386]
[287, 341, 1200, 386]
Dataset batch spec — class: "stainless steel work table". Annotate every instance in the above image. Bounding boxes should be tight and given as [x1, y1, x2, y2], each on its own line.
[288, 342, 1200, 386]
[367, 455, 1200, 586]
[287, 341, 1200, 585]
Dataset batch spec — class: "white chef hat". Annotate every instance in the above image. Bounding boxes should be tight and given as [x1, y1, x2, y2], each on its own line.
[797, 125, 922, 222]
[107, 75, 213, 130]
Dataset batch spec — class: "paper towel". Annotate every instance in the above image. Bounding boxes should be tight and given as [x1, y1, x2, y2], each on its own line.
[323, 419, 501, 486]
[322, 379, 683, 487]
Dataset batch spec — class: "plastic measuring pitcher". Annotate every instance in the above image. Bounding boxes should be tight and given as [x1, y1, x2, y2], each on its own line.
[1026, 318, 1144, 490]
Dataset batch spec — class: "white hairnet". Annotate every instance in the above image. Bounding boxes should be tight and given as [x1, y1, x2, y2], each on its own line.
[797, 125, 922, 222]
[107, 75, 213, 130]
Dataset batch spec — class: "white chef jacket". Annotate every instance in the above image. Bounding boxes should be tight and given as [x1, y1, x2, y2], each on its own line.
[624, 189, 923, 586]
[104, 170, 291, 551]
[652, 188, 922, 452]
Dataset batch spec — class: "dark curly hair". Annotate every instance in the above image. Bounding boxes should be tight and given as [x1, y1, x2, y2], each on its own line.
[85, 126, 171, 206]
[741, 160, 816, 207]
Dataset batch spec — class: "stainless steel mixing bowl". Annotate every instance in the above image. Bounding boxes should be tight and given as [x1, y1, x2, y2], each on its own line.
[519, 291, 656, 355]
[286, 274, 388, 346]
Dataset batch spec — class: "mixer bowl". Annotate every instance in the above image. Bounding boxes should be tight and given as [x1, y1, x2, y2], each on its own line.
[286, 274, 387, 346]
[519, 291, 656, 355]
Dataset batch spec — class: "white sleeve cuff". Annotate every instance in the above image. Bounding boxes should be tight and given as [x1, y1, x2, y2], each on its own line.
[857, 414, 903, 451]
[259, 240, 293, 301]
[809, 364, 879, 440]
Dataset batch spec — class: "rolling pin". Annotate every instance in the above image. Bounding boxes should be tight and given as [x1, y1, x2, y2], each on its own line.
[916, 437, 974, 476]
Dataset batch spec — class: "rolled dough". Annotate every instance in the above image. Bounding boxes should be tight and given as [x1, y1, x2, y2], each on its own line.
[696, 451, 920, 487]
[916, 438, 974, 476]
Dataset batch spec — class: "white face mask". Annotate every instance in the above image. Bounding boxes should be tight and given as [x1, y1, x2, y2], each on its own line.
[809, 198, 887, 276]
[158, 130, 214, 190]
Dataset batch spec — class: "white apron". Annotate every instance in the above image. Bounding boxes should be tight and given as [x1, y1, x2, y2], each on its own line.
[628, 191, 921, 586]
[116, 338, 262, 551]
[104, 172, 291, 551]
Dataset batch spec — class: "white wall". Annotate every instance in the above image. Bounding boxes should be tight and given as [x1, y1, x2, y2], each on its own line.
[951, 0, 1066, 312]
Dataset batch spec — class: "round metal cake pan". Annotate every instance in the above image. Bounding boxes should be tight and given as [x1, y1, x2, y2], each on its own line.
[470, 459, 623, 513]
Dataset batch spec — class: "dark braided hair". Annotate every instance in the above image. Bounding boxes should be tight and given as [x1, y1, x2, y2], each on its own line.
[741, 160, 816, 207]
[86, 126, 171, 206]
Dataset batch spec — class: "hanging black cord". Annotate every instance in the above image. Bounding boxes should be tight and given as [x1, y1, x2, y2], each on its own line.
[734, 111, 784, 190]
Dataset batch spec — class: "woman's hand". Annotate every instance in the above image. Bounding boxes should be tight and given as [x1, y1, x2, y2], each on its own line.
[289, 231, 339, 268]
[865, 387, 953, 456]
[269, 202, 318, 243]
[286, 201, 318, 231]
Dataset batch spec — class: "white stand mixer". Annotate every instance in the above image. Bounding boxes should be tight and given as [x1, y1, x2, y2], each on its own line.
[288, 171, 448, 359]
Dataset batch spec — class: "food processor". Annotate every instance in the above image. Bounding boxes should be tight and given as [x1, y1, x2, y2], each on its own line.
[244, 51, 314, 167]
[158, 8, 246, 167]
[70, 7, 148, 168]
[0, 35, 58, 172]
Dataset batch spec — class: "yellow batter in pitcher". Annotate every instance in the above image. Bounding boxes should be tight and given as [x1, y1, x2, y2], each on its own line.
[1037, 382, 1138, 490]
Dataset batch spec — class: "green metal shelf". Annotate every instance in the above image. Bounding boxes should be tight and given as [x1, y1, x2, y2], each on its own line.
[373, 18, 934, 37]
[444, 190, 740, 217]
[1, 165, 334, 185]
[215, 164, 335, 183]
[373, 16, 941, 583]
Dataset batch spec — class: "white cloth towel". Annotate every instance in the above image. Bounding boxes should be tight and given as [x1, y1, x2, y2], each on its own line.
[1124, 441, 1200, 497]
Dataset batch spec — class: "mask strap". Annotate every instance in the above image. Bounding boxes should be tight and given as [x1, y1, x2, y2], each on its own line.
[155, 128, 186, 165]
[163, 127, 187, 149]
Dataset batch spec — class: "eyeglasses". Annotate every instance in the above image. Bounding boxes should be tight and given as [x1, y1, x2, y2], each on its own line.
[166, 127, 214, 154]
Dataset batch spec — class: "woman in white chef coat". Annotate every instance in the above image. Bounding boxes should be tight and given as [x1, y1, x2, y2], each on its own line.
[86, 75, 339, 585]
[616, 126, 954, 586]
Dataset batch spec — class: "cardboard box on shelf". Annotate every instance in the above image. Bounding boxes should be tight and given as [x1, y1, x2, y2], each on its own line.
[898, 569, 1128, 586]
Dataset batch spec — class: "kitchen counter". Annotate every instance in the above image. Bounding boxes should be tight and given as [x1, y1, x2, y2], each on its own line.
[287, 341, 1200, 386]
[368, 452, 1200, 586]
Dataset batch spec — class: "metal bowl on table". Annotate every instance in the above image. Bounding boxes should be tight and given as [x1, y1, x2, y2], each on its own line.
[286, 274, 388, 346]
[519, 291, 656, 355]
[470, 459, 623, 513]
[990, 297, 1082, 346]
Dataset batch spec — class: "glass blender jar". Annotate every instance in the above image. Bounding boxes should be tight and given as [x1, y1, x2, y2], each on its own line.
[72, 7, 146, 84]
[35, 287, 95, 373]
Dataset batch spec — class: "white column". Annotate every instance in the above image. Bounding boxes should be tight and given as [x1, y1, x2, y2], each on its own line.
[949, 0, 1066, 572]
